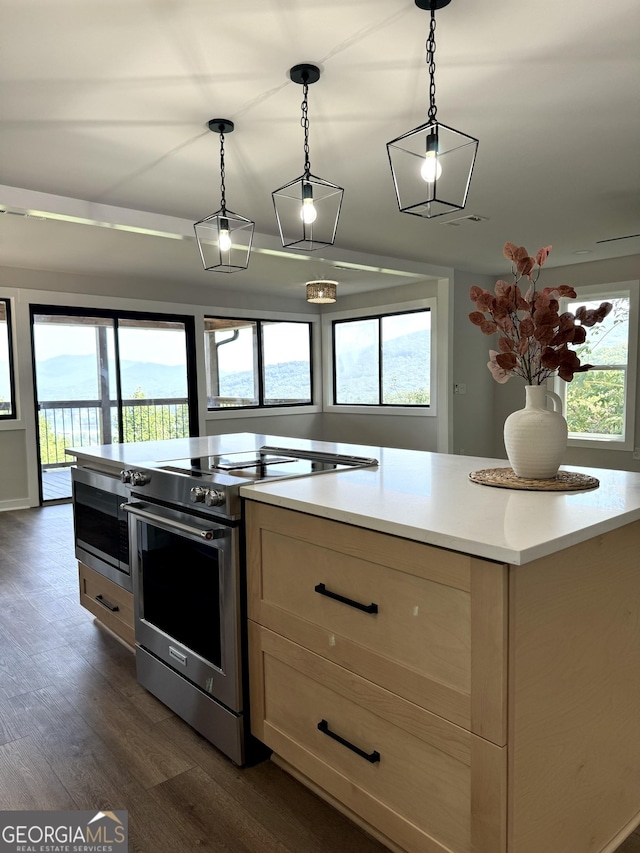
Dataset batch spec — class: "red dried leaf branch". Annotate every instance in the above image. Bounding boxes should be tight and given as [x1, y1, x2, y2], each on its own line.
[469, 243, 612, 385]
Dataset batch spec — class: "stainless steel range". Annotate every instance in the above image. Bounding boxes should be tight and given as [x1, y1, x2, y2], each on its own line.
[121, 445, 378, 765]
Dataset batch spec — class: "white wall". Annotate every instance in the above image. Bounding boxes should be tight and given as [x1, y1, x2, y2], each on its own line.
[451, 269, 498, 458]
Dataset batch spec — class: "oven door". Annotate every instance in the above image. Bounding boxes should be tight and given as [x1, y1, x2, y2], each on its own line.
[124, 499, 242, 714]
[72, 466, 131, 590]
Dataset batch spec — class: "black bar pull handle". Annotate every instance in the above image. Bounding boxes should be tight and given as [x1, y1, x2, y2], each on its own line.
[317, 719, 380, 764]
[314, 583, 378, 614]
[95, 594, 119, 613]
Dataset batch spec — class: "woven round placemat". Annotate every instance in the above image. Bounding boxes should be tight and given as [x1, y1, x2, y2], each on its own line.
[469, 467, 600, 491]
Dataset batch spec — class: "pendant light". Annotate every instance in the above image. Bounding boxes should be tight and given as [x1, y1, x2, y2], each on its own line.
[306, 280, 337, 304]
[194, 119, 254, 273]
[387, 0, 478, 218]
[272, 64, 344, 251]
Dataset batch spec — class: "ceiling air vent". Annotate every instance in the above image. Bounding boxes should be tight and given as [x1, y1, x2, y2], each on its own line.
[440, 214, 488, 227]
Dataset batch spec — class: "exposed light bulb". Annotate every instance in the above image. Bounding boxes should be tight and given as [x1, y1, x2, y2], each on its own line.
[421, 150, 442, 183]
[301, 197, 317, 224]
[218, 218, 232, 252]
[300, 181, 317, 225]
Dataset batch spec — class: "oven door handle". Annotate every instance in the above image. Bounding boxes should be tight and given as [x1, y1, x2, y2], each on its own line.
[121, 502, 226, 541]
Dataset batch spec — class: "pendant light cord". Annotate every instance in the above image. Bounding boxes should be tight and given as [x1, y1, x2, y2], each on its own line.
[426, 4, 437, 122]
[219, 131, 227, 214]
[301, 80, 311, 179]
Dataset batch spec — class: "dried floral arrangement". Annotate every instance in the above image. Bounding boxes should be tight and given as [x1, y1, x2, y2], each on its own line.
[469, 242, 612, 384]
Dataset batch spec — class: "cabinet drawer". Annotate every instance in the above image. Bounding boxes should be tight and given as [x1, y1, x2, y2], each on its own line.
[78, 562, 134, 647]
[246, 502, 507, 741]
[249, 623, 506, 853]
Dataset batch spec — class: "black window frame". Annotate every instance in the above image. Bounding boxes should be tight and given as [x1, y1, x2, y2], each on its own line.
[204, 316, 314, 411]
[0, 298, 17, 420]
[29, 304, 200, 440]
[332, 307, 432, 408]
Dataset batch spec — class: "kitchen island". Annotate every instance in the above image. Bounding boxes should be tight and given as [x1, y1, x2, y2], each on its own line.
[68, 436, 640, 853]
[240, 449, 640, 853]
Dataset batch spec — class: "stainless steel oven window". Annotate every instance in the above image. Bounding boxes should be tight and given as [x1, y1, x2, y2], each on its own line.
[138, 523, 223, 668]
[72, 467, 131, 589]
[127, 502, 242, 713]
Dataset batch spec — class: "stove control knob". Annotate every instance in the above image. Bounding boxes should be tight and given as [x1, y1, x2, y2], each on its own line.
[130, 470, 150, 487]
[190, 487, 207, 503]
[120, 469, 132, 484]
[204, 489, 225, 508]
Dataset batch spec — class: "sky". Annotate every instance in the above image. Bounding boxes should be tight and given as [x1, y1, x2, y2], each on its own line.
[32, 323, 188, 366]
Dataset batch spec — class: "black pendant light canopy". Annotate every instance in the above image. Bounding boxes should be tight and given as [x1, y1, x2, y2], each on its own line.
[272, 64, 344, 251]
[387, 0, 478, 219]
[194, 119, 255, 273]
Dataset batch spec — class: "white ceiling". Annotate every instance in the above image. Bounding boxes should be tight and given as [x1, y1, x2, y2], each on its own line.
[1, 0, 639, 300]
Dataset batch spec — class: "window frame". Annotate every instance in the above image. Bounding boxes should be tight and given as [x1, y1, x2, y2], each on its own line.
[323, 298, 436, 416]
[553, 280, 638, 451]
[204, 316, 315, 412]
[0, 298, 17, 421]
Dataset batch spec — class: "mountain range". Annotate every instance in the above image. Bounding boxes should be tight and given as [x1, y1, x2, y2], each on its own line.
[1, 328, 432, 405]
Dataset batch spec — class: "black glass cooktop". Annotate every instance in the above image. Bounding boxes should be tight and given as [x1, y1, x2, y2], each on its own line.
[156, 451, 348, 481]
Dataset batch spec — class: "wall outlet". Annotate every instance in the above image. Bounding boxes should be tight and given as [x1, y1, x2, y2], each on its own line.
[454, 383, 467, 395]
[633, 448, 640, 460]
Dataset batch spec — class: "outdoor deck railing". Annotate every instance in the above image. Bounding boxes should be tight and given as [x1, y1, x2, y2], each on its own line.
[39, 398, 190, 468]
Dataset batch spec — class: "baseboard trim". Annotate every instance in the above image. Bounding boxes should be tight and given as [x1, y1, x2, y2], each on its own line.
[0, 498, 31, 512]
[601, 809, 640, 853]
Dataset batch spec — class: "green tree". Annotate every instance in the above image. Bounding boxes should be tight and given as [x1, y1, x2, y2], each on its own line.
[566, 371, 625, 436]
[384, 388, 431, 404]
[119, 388, 188, 442]
[39, 414, 68, 464]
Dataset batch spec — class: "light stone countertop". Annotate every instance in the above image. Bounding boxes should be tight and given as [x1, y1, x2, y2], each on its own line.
[66, 432, 381, 470]
[239, 447, 640, 565]
[67, 433, 640, 566]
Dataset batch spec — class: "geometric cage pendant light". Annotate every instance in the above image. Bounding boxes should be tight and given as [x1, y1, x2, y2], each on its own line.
[387, 0, 479, 219]
[194, 119, 255, 273]
[272, 64, 344, 251]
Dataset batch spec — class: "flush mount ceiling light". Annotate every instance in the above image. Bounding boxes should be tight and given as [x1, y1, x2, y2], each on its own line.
[194, 119, 255, 273]
[387, 0, 478, 219]
[306, 280, 337, 303]
[272, 64, 344, 251]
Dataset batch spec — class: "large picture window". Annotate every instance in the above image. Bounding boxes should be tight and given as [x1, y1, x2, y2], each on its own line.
[204, 317, 313, 409]
[555, 282, 638, 448]
[332, 308, 431, 406]
[0, 299, 16, 419]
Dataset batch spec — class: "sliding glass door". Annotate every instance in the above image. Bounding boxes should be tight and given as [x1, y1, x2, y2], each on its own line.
[31, 308, 197, 503]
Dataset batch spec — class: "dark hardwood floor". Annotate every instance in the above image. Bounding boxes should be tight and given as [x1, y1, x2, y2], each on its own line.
[0, 503, 639, 853]
[0, 503, 386, 853]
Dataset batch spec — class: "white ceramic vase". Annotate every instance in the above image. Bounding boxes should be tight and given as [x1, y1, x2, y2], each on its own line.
[503, 384, 568, 479]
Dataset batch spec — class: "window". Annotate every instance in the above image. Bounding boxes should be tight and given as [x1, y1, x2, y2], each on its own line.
[31, 307, 198, 501]
[204, 317, 313, 409]
[0, 299, 16, 419]
[555, 282, 638, 449]
[332, 307, 432, 406]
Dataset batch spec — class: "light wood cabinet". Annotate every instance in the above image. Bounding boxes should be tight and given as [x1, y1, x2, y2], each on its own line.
[79, 562, 134, 647]
[246, 501, 507, 853]
[246, 502, 640, 853]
